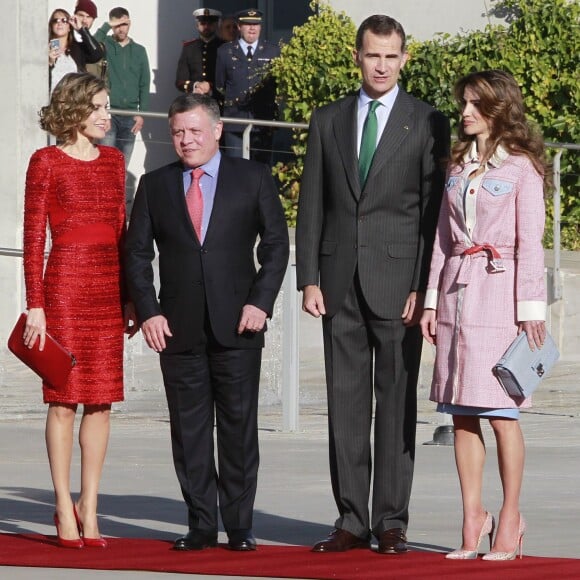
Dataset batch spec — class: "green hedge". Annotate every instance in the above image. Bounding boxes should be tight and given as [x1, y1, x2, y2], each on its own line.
[270, 1, 359, 224]
[271, 0, 579, 248]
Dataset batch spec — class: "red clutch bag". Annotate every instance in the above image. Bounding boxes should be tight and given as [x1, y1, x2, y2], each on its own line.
[7, 313, 76, 391]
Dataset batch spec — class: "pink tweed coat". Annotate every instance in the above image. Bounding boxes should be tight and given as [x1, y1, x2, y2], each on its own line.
[425, 147, 546, 408]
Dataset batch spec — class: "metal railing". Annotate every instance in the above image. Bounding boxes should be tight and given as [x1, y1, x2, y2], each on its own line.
[109, 107, 309, 161]
[90, 110, 580, 304]
[545, 142, 580, 300]
[2, 113, 578, 431]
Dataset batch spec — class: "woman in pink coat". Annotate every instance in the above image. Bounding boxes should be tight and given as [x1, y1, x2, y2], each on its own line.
[420, 70, 548, 561]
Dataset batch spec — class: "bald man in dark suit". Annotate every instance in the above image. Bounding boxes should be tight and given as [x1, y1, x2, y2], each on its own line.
[296, 15, 449, 555]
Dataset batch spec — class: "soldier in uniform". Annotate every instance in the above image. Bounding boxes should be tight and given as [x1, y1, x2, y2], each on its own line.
[215, 9, 280, 164]
[175, 8, 224, 98]
[218, 15, 239, 42]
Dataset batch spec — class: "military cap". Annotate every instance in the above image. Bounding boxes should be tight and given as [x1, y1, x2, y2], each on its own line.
[193, 8, 222, 20]
[236, 9, 263, 24]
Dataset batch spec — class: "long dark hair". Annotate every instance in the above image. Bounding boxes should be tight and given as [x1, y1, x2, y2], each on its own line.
[49, 8, 74, 51]
[451, 70, 549, 187]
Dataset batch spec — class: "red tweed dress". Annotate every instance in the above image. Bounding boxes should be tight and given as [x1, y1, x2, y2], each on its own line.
[23, 146, 126, 404]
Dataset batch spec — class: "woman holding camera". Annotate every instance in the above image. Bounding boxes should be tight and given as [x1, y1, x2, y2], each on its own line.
[48, 8, 103, 93]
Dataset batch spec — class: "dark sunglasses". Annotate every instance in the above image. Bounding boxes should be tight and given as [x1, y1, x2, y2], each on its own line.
[52, 17, 70, 24]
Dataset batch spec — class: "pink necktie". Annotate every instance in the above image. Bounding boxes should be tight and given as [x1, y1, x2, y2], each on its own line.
[186, 167, 204, 240]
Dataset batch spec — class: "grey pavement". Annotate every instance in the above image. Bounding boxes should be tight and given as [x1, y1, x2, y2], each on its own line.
[1, 309, 579, 579]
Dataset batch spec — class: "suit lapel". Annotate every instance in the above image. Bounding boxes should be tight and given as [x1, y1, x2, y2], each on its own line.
[332, 96, 360, 199]
[365, 90, 413, 182]
[234, 43, 244, 57]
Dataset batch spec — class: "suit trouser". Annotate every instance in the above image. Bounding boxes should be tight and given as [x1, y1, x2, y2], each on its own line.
[160, 345, 261, 534]
[322, 275, 421, 538]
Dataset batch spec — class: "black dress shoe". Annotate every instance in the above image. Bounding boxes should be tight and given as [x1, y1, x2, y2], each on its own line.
[227, 529, 257, 551]
[312, 528, 371, 552]
[173, 529, 218, 551]
[377, 528, 408, 554]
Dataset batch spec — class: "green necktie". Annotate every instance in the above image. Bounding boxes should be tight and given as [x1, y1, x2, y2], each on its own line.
[358, 100, 380, 187]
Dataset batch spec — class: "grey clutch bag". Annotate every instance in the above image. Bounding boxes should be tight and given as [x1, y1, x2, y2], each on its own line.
[492, 331, 560, 398]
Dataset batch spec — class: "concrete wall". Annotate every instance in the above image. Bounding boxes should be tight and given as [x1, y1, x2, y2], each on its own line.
[0, 0, 205, 341]
[546, 253, 580, 360]
[330, 0, 506, 40]
[0, 0, 48, 341]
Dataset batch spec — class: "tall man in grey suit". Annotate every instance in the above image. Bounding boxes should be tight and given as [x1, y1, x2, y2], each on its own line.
[125, 94, 289, 552]
[296, 15, 449, 554]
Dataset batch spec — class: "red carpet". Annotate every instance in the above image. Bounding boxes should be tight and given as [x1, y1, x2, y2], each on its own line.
[1, 534, 579, 579]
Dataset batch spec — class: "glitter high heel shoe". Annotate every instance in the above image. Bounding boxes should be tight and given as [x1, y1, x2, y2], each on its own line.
[446, 511, 495, 560]
[482, 515, 526, 561]
[54, 512, 84, 549]
[73, 504, 108, 548]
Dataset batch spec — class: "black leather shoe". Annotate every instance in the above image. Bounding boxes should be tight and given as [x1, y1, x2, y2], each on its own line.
[312, 528, 371, 552]
[173, 529, 218, 551]
[227, 529, 257, 551]
[377, 528, 408, 554]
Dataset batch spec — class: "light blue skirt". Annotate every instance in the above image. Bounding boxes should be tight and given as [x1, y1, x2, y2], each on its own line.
[437, 402, 520, 419]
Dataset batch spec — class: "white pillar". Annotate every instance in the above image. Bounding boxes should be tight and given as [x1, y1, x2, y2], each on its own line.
[281, 263, 299, 432]
[0, 0, 48, 340]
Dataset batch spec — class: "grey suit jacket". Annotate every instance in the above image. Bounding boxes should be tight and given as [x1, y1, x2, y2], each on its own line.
[296, 89, 450, 319]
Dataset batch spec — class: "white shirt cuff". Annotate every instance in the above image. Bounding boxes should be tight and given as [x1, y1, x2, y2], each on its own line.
[517, 300, 546, 321]
[424, 289, 438, 310]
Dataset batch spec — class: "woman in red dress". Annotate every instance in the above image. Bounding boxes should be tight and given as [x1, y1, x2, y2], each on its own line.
[22, 72, 137, 548]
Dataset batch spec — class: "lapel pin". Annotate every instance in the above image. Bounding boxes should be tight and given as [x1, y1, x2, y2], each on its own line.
[403, 125, 409, 130]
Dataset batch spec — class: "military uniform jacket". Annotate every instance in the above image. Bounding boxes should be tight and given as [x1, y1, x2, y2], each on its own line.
[175, 36, 224, 96]
[215, 40, 280, 122]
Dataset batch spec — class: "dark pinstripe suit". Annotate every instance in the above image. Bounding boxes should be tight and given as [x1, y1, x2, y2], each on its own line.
[296, 88, 449, 539]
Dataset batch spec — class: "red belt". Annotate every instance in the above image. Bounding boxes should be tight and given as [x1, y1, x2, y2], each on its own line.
[463, 243, 506, 273]
[452, 243, 515, 285]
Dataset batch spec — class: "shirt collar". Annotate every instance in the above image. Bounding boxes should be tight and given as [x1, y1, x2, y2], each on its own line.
[238, 38, 258, 52]
[358, 85, 399, 112]
[115, 37, 133, 48]
[182, 150, 221, 178]
[464, 141, 509, 168]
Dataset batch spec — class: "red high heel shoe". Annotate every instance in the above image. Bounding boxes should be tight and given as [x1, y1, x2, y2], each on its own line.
[54, 512, 84, 549]
[73, 504, 108, 548]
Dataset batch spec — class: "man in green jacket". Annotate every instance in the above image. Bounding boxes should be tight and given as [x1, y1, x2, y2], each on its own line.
[95, 6, 150, 207]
